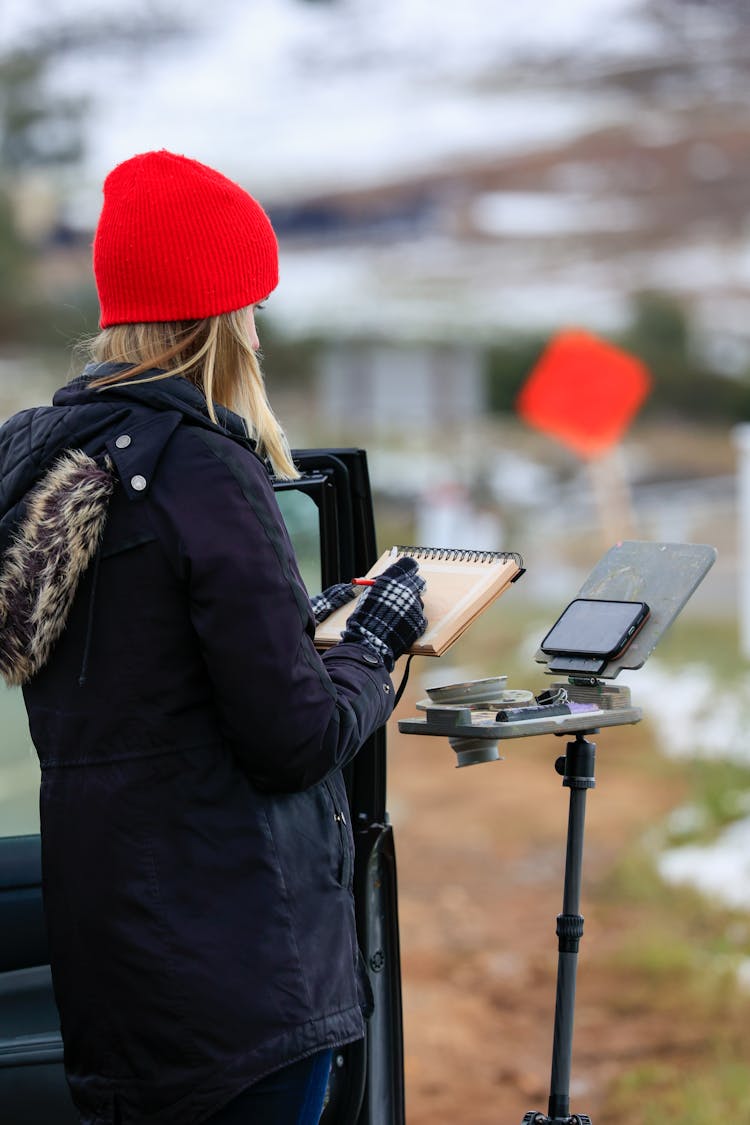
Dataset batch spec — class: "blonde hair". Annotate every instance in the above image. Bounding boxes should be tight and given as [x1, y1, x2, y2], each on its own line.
[87, 309, 299, 480]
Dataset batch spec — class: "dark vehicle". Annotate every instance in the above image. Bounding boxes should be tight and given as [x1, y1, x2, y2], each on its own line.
[0, 449, 405, 1125]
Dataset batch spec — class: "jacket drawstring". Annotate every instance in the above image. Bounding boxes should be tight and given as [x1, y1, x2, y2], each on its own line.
[78, 542, 103, 688]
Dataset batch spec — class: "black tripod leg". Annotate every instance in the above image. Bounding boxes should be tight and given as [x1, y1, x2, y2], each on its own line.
[547, 733, 596, 1124]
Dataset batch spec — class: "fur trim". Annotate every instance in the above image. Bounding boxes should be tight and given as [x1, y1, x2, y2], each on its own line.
[0, 450, 115, 687]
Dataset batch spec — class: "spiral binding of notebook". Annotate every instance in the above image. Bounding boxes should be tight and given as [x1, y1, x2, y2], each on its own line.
[392, 545, 524, 567]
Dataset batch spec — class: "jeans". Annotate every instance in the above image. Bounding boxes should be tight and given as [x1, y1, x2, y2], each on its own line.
[204, 1049, 333, 1125]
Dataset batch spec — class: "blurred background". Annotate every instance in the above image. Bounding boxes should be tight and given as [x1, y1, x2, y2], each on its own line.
[2, 0, 750, 1120]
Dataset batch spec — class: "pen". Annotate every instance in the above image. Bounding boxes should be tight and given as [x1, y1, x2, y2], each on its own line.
[351, 578, 376, 586]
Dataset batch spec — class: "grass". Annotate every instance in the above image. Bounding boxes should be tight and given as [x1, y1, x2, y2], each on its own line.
[652, 613, 744, 681]
[591, 851, 750, 1119]
[590, 743, 750, 1121]
[666, 759, 750, 844]
[606, 1057, 750, 1124]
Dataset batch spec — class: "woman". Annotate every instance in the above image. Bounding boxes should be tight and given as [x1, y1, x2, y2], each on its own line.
[0, 150, 426, 1125]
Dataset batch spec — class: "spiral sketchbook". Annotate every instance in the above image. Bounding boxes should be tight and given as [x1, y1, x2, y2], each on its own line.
[314, 545, 525, 657]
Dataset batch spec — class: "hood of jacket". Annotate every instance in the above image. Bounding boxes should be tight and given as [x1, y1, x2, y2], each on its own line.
[0, 365, 258, 686]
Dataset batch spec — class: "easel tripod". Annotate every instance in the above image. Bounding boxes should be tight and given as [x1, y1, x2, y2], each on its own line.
[400, 695, 634, 1125]
[398, 540, 717, 1122]
[520, 729, 596, 1125]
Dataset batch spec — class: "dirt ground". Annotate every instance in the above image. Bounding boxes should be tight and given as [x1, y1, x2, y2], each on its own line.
[387, 684, 692, 1125]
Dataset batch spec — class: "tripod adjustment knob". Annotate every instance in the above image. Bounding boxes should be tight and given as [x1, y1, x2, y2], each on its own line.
[556, 912, 585, 952]
[572, 1116, 592, 1124]
[520, 1114, 545, 1124]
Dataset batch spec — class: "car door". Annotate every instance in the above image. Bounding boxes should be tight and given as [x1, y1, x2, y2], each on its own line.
[0, 447, 405, 1125]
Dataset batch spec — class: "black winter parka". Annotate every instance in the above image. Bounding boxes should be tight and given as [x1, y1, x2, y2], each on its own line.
[0, 367, 395, 1125]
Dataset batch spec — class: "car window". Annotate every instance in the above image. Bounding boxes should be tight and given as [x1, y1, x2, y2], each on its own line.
[0, 688, 39, 836]
[275, 487, 322, 595]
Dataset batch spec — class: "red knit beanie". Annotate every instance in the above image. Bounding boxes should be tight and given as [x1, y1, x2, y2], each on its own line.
[93, 149, 279, 327]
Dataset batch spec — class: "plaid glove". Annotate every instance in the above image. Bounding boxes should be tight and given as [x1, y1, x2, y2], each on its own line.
[310, 582, 358, 625]
[341, 557, 427, 671]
